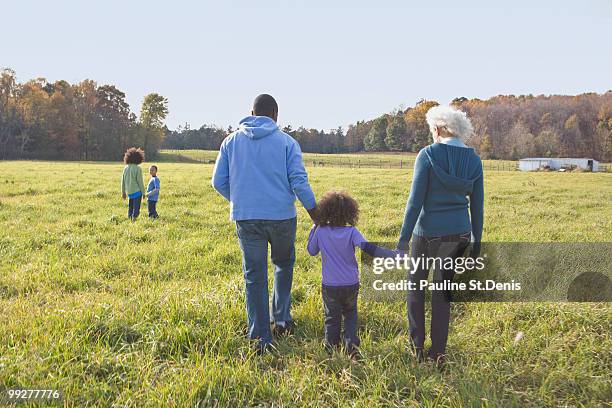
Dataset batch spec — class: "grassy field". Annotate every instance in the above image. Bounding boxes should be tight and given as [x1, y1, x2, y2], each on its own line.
[159, 149, 422, 167]
[159, 149, 521, 171]
[0, 160, 611, 406]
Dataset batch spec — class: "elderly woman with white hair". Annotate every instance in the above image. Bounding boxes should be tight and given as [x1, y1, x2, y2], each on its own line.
[397, 105, 484, 366]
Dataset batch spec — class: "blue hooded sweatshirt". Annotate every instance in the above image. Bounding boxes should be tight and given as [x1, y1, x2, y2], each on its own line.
[398, 142, 484, 251]
[211, 116, 316, 221]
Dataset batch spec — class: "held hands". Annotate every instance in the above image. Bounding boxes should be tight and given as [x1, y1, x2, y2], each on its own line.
[396, 240, 410, 252]
[306, 205, 319, 224]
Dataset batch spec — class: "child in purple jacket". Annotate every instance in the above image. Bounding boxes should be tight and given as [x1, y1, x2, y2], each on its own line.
[307, 190, 395, 358]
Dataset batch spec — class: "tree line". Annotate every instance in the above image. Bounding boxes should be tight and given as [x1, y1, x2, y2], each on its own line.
[2, 68, 610, 161]
[165, 93, 611, 161]
[0, 68, 168, 160]
[455, 93, 611, 161]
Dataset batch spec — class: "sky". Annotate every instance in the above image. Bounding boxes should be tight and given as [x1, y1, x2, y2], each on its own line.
[2, 0, 611, 131]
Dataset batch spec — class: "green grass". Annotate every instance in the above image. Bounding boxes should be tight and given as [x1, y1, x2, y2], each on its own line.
[159, 149, 520, 171]
[0, 160, 610, 406]
[159, 149, 420, 166]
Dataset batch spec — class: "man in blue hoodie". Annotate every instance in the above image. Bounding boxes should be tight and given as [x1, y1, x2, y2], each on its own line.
[212, 94, 318, 353]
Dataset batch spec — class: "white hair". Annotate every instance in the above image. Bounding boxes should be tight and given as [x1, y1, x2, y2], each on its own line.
[425, 105, 474, 142]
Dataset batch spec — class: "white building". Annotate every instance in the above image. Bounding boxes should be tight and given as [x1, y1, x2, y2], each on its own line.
[518, 158, 599, 172]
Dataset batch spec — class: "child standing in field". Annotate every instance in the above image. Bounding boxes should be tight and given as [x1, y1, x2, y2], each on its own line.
[307, 190, 395, 358]
[146, 165, 161, 218]
[121, 147, 146, 220]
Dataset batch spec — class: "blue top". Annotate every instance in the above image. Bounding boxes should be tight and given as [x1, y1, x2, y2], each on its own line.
[211, 115, 316, 221]
[398, 142, 484, 252]
[128, 191, 142, 199]
[147, 176, 160, 201]
[307, 225, 398, 286]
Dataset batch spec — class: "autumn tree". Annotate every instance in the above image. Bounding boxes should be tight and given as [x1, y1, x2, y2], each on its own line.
[479, 134, 493, 159]
[562, 114, 582, 157]
[14, 79, 49, 156]
[0, 69, 19, 158]
[507, 121, 535, 159]
[74, 80, 98, 160]
[405, 100, 438, 152]
[534, 130, 560, 157]
[595, 103, 612, 161]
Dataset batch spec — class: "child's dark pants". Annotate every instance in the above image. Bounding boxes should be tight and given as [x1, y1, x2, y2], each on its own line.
[148, 200, 158, 218]
[128, 197, 141, 219]
[322, 283, 360, 351]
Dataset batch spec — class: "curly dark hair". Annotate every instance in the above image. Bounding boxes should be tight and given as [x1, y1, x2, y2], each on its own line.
[316, 190, 359, 227]
[124, 147, 145, 164]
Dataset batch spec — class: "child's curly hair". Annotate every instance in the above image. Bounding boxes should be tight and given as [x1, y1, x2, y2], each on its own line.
[124, 147, 145, 164]
[316, 190, 359, 227]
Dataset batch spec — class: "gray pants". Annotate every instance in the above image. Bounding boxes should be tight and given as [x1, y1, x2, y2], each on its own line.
[407, 232, 470, 358]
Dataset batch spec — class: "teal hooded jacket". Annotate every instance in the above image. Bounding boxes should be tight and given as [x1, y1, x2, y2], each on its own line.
[398, 142, 484, 252]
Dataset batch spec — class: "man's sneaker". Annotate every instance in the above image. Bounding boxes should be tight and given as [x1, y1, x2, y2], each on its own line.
[413, 347, 426, 363]
[272, 320, 296, 337]
[427, 351, 447, 370]
[346, 345, 362, 361]
[253, 342, 276, 356]
[285, 320, 296, 334]
[272, 322, 287, 337]
[324, 342, 339, 355]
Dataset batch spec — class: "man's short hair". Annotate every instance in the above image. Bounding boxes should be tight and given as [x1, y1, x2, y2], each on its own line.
[252, 94, 278, 118]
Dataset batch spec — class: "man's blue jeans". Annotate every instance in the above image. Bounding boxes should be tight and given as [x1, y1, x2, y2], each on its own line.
[236, 217, 297, 345]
